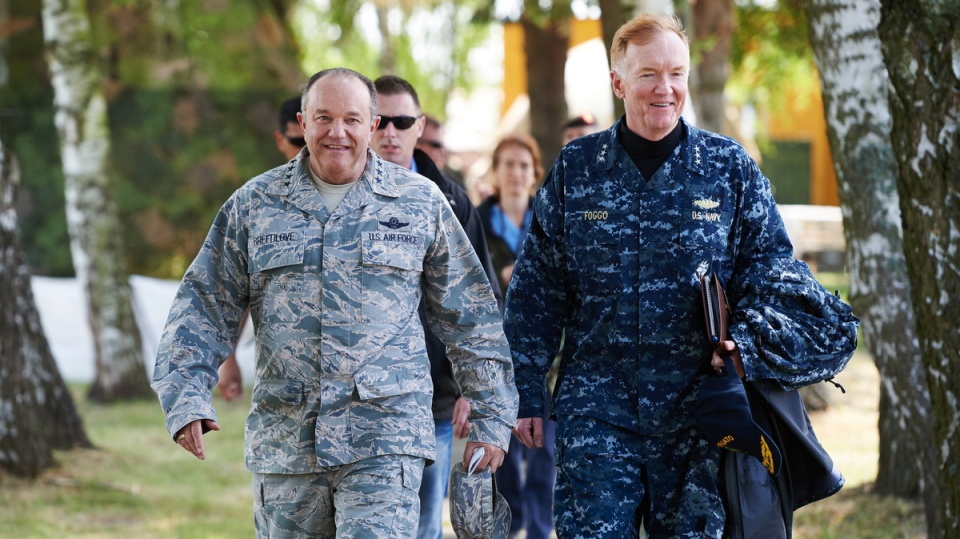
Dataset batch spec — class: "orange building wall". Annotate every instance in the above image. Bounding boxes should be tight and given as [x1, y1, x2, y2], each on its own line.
[765, 75, 840, 206]
[501, 19, 603, 118]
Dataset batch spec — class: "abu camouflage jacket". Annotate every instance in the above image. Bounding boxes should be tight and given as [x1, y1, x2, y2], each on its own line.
[153, 149, 518, 473]
[503, 118, 857, 435]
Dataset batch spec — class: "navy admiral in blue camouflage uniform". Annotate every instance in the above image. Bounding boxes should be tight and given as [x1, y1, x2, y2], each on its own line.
[152, 67, 518, 539]
[504, 15, 853, 539]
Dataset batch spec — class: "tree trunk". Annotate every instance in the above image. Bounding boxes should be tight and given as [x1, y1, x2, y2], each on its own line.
[522, 15, 569, 170]
[877, 2, 960, 538]
[0, 131, 92, 479]
[806, 0, 937, 520]
[598, 0, 627, 121]
[42, 0, 153, 402]
[691, 0, 734, 135]
[375, 4, 396, 75]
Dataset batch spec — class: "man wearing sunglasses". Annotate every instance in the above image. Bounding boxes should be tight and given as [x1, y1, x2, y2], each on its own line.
[372, 75, 503, 539]
[273, 96, 307, 160]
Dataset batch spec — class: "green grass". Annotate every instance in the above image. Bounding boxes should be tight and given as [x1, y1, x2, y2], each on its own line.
[813, 271, 850, 301]
[793, 348, 926, 538]
[0, 388, 254, 538]
[0, 350, 927, 538]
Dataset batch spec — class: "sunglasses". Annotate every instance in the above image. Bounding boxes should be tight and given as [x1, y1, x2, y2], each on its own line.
[418, 139, 443, 150]
[377, 115, 420, 130]
[284, 135, 306, 148]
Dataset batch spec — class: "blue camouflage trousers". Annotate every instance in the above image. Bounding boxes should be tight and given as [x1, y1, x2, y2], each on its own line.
[253, 454, 424, 538]
[554, 415, 724, 539]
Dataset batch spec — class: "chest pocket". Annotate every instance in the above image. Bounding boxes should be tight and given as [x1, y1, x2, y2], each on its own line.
[679, 194, 731, 253]
[567, 218, 622, 296]
[249, 237, 305, 324]
[360, 235, 425, 322]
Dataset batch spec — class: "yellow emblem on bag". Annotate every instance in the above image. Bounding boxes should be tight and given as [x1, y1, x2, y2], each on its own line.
[760, 436, 776, 474]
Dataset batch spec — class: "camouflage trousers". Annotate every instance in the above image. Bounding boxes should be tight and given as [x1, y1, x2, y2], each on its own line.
[253, 454, 424, 538]
[554, 415, 724, 539]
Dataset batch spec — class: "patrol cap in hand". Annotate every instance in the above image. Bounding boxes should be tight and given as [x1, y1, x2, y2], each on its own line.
[695, 354, 783, 476]
[448, 448, 511, 539]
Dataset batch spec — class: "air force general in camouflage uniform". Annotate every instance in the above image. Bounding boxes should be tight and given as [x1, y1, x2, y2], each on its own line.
[152, 68, 518, 539]
[504, 14, 854, 539]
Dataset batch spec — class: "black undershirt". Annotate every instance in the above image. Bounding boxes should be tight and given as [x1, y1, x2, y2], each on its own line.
[618, 118, 685, 180]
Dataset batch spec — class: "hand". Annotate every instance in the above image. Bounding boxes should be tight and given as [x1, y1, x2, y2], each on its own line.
[499, 264, 515, 287]
[462, 442, 505, 474]
[452, 397, 473, 439]
[512, 417, 544, 449]
[174, 419, 220, 461]
[217, 354, 243, 402]
[711, 340, 744, 378]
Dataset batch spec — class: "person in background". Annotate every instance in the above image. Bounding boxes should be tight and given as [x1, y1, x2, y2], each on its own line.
[153, 67, 517, 538]
[477, 134, 556, 539]
[370, 74, 504, 539]
[417, 114, 466, 188]
[273, 96, 306, 160]
[416, 115, 446, 170]
[560, 113, 601, 146]
[217, 96, 305, 402]
[504, 14, 848, 538]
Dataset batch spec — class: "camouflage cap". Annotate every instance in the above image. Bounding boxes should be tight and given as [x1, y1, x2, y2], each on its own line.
[695, 354, 783, 476]
[448, 450, 511, 539]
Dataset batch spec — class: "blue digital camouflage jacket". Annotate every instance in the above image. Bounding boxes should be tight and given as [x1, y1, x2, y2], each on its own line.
[503, 118, 857, 435]
[152, 149, 518, 473]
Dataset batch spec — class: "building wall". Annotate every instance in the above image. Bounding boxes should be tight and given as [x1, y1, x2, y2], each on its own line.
[765, 76, 840, 206]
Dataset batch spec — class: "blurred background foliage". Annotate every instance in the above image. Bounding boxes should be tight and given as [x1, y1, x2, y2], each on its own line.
[1, 0, 817, 279]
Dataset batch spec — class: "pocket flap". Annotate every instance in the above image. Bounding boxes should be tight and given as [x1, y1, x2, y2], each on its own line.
[354, 369, 411, 400]
[253, 380, 304, 406]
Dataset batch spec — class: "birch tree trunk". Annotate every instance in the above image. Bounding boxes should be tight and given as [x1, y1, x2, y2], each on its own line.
[0, 130, 92, 479]
[805, 0, 936, 525]
[42, 0, 152, 402]
[876, 2, 960, 537]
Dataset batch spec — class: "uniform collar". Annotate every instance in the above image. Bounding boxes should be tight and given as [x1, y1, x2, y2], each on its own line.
[587, 117, 710, 178]
[263, 148, 401, 199]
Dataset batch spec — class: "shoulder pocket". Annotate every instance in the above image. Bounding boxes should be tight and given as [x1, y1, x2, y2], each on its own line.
[681, 192, 730, 251]
[361, 239, 423, 272]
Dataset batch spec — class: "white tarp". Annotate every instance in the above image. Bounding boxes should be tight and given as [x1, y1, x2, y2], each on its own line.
[30, 275, 256, 383]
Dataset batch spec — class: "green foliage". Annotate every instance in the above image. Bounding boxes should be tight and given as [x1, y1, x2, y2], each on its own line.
[3, 107, 74, 275]
[727, 1, 819, 114]
[4, 1, 301, 279]
[109, 88, 284, 278]
[0, 1, 73, 276]
[520, 0, 573, 26]
[295, 1, 495, 119]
